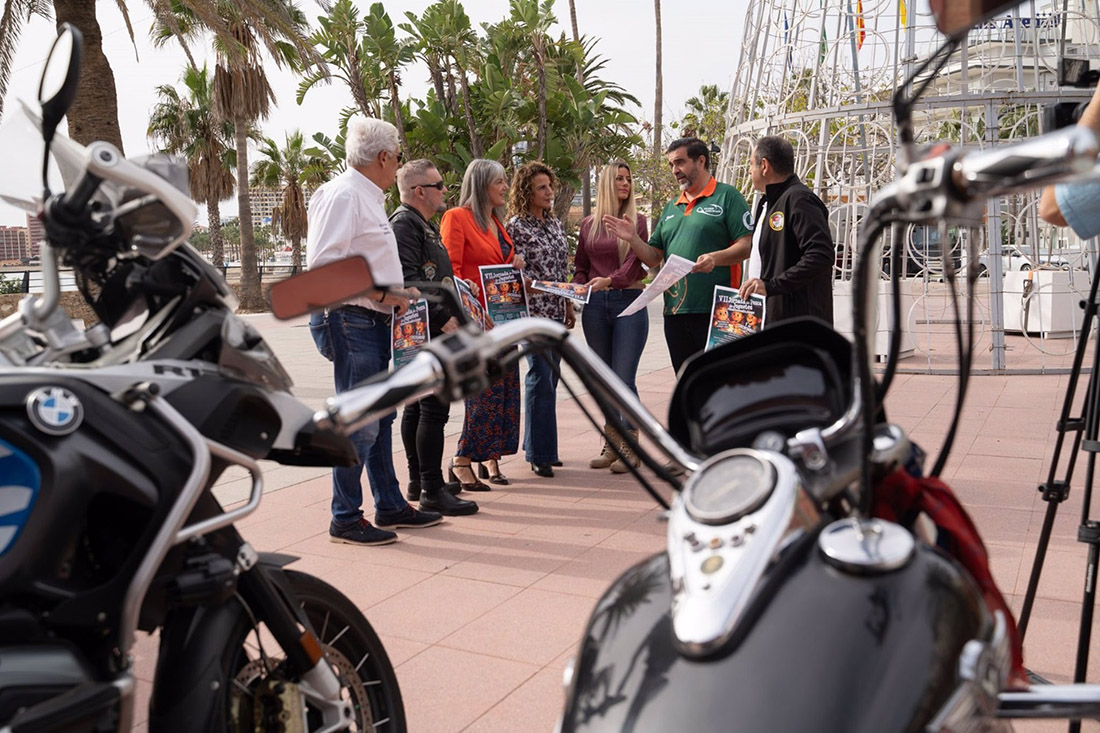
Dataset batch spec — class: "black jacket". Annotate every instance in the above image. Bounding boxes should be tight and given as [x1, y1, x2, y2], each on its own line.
[391, 204, 457, 336]
[753, 174, 834, 325]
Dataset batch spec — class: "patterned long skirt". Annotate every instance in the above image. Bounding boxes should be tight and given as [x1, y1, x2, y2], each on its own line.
[456, 356, 520, 461]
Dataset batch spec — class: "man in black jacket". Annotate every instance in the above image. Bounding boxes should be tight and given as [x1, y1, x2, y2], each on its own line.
[391, 159, 478, 517]
[738, 136, 834, 325]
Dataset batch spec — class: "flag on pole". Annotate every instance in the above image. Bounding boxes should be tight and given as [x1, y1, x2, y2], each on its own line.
[899, 0, 907, 27]
[856, 0, 866, 49]
[783, 12, 794, 72]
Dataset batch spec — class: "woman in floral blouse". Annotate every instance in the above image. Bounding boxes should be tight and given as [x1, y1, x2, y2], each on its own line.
[505, 162, 575, 478]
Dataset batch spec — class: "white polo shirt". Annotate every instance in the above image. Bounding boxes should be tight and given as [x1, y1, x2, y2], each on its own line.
[306, 168, 402, 314]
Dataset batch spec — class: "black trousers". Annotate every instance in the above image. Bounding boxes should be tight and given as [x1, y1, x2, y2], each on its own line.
[400, 395, 451, 485]
[663, 313, 713, 375]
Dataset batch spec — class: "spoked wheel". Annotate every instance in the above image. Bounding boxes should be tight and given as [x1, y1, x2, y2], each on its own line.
[224, 569, 406, 732]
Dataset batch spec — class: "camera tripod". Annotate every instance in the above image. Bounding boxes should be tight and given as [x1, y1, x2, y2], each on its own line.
[1018, 260, 1100, 732]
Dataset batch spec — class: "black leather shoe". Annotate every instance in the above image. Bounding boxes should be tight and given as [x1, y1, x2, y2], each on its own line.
[530, 462, 555, 478]
[449, 463, 490, 492]
[419, 483, 479, 516]
[374, 504, 443, 530]
[406, 480, 422, 502]
[478, 462, 509, 485]
[551, 461, 563, 467]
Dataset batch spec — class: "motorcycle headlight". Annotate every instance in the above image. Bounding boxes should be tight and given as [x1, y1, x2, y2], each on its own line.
[683, 451, 776, 526]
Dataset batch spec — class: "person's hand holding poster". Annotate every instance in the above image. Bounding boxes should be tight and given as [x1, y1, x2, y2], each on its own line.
[706, 286, 766, 351]
[618, 254, 696, 317]
[530, 280, 591, 304]
[479, 265, 528, 323]
[450, 276, 491, 331]
[392, 299, 431, 369]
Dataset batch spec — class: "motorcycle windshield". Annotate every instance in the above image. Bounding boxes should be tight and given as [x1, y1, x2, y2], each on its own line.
[0, 100, 87, 215]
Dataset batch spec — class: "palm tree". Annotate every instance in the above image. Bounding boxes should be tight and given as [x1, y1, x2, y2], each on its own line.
[148, 64, 235, 267]
[401, 0, 483, 157]
[361, 2, 414, 154]
[652, 0, 663, 225]
[680, 83, 730, 148]
[251, 130, 334, 271]
[508, 0, 556, 160]
[297, 0, 380, 119]
[0, 1, 52, 119]
[157, 1, 313, 312]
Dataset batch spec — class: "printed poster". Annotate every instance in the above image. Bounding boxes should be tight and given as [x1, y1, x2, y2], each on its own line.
[450, 276, 491, 331]
[705, 286, 766, 351]
[392, 298, 430, 369]
[530, 280, 592, 304]
[618, 254, 696, 317]
[479, 264, 528, 324]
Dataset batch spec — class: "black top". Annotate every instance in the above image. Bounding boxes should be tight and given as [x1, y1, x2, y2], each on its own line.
[753, 174, 835, 325]
[390, 204, 459, 336]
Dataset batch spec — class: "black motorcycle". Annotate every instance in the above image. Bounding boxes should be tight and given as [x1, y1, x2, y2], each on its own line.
[266, 1, 1100, 731]
[0, 26, 404, 732]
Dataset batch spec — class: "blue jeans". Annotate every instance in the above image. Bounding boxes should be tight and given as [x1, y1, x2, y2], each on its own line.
[523, 351, 561, 464]
[310, 308, 406, 524]
[581, 289, 649, 425]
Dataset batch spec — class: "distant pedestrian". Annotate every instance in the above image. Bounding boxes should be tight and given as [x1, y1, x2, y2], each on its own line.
[440, 159, 525, 489]
[306, 117, 443, 546]
[506, 161, 575, 479]
[574, 160, 649, 473]
[392, 158, 478, 517]
[738, 135, 834, 325]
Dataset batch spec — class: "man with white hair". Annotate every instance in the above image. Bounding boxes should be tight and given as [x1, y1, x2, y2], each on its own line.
[307, 117, 442, 546]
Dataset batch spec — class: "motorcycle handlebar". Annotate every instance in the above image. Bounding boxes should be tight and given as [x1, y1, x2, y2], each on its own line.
[952, 125, 1098, 200]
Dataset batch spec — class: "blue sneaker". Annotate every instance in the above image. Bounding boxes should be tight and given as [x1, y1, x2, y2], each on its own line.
[329, 519, 397, 546]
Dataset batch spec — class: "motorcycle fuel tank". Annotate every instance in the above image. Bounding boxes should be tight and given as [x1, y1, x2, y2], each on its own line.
[560, 531, 988, 733]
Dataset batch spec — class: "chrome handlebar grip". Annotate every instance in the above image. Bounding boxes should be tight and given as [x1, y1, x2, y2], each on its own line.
[953, 126, 1099, 200]
[314, 352, 446, 435]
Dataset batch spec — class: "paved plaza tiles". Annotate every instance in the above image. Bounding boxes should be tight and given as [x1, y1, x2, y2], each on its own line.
[126, 302, 1100, 732]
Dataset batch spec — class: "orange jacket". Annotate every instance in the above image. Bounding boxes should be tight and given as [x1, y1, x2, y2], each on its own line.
[440, 206, 515, 308]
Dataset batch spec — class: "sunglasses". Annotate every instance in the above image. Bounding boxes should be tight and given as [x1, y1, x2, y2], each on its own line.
[387, 149, 404, 163]
[416, 181, 446, 190]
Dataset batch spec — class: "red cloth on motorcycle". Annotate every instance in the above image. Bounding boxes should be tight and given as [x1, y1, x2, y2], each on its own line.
[872, 469, 1027, 688]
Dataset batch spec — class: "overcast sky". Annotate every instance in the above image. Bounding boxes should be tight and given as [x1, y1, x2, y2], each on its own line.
[0, 0, 746, 226]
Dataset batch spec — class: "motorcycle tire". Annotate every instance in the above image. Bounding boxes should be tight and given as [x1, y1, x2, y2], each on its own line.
[221, 569, 406, 732]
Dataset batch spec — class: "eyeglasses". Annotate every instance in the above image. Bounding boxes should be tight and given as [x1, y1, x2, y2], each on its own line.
[387, 149, 404, 164]
[415, 181, 446, 191]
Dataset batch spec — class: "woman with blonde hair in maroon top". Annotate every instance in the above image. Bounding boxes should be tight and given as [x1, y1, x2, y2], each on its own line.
[574, 160, 649, 472]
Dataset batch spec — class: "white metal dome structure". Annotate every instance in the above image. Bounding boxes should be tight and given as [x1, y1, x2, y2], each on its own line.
[719, 0, 1100, 371]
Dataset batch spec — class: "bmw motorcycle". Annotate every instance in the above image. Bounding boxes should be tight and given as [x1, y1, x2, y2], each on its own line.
[0, 26, 404, 732]
[265, 1, 1100, 731]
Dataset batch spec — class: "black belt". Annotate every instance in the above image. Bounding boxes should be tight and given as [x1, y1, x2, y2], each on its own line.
[330, 303, 392, 324]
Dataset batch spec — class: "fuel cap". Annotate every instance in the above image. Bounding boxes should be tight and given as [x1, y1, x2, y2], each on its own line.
[819, 517, 914, 574]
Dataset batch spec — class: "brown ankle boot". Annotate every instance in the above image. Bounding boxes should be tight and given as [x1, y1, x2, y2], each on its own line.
[589, 425, 619, 469]
[609, 430, 640, 474]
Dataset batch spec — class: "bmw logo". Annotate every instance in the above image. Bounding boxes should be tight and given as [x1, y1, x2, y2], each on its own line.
[25, 387, 84, 436]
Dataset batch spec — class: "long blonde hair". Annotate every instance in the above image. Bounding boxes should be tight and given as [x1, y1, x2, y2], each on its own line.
[587, 160, 637, 263]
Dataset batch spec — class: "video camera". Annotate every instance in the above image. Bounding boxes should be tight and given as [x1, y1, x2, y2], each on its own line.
[1044, 58, 1098, 131]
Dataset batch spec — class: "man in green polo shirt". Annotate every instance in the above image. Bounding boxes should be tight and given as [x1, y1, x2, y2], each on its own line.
[605, 137, 753, 373]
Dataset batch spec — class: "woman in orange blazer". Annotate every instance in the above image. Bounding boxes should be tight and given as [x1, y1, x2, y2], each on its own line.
[440, 159, 525, 488]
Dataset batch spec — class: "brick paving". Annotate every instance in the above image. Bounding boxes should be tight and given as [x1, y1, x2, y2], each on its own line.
[129, 301, 1100, 731]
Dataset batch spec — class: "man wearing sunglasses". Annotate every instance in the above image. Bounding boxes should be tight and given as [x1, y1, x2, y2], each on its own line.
[391, 159, 481, 518]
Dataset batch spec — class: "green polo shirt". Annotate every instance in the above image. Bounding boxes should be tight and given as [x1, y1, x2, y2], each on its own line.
[649, 178, 753, 315]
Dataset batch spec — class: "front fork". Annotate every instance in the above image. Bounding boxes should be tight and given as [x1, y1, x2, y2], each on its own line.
[148, 550, 351, 732]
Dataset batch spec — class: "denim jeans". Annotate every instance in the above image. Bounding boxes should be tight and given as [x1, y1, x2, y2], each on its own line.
[523, 351, 561, 464]
[310, 308, 406, 523]
[581, 289, 649, 425]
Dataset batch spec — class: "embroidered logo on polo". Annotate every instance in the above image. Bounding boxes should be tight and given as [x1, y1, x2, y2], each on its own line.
[743, 211, 754, 230]
[25, 387, 84, 436]
[769, 212, 785, 231]
[695, 204, 724, 218]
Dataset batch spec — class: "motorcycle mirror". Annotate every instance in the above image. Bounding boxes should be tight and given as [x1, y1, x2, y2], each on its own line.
[268, 256, 377, 320]
[38, 24, 82, 150]
[37, 24, 82, 196]
[930, 0, 1024, 37]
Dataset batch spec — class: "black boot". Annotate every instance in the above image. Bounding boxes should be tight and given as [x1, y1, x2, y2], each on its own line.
[419, 479, 479, 516]
[406, 479, 422, 502]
